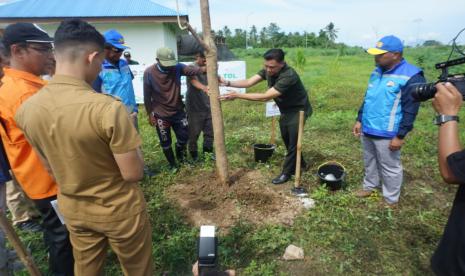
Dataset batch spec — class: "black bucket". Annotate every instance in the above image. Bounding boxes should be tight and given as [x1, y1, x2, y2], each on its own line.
[317, 162, 346, 190]
[253, 144, 276, 163]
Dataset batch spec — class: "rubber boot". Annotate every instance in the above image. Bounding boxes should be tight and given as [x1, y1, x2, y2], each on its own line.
[175, 144, 187, 163]
[190, 150, 199, 162]
[163, 148, 178, 171]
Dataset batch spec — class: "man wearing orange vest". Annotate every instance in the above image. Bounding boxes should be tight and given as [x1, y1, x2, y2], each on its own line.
[0, 23, 74, 275]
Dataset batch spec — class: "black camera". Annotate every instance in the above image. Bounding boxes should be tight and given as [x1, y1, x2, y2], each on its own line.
[412, 57, 465, 101]
[198, 225, 218, 274]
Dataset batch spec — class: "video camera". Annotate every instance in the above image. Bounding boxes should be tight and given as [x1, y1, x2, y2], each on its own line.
[412, 56, 465, 101]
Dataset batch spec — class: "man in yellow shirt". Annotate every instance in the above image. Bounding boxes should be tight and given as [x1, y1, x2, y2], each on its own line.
[16, 19, 152, 276]
[0, 23, 74, 275]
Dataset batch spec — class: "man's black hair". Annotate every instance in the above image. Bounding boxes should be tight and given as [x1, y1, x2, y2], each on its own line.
[263, 48, 285, 63]
[196, 51, 205, 58]
[54, 19, 105, 52]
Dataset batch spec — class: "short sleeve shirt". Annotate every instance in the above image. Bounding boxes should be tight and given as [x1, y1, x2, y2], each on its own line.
[15, 75, 146, 222]
[186, 64, 210, 113]
[257, 64, 311, 115]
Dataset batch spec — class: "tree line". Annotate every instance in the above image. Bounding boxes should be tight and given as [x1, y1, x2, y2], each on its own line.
[211, 22, 444, 49]
[212, 22, 341, 49]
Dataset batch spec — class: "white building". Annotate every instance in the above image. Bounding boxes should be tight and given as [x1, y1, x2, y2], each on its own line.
[0, 0, 189, 66]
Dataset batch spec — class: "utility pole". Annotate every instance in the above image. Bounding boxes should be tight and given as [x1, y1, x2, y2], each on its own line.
[245, 12, 254, 49]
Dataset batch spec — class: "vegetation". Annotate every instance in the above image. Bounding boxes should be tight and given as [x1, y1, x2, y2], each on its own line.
[9, 45, 465, 275]
[214, 22, 341, 49]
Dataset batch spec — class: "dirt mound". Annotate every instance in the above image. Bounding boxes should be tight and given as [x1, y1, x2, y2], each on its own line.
[166, 169, 304, 229]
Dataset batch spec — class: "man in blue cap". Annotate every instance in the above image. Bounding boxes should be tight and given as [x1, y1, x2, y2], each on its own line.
[93, 30, 154, 176]
[93, 29, 137, 124]
[352, 35, 426, 207]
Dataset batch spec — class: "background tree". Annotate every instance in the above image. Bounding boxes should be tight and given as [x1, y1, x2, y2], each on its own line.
[249, 25, 258, 48]
[423, 40, 443, 46]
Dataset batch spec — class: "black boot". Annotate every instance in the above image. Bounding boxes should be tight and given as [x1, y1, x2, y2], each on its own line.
[203, 146, 215, 161]
[163, 148, 178, 171]
[190, 150, 199, 162]
[175, 144, 187, 163]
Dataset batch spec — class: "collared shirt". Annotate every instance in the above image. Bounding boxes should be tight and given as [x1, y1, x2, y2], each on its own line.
[15, 74, 146, 222]
[257, 64, 312, 115]
[92, 58, 138, 113]
[0, 67, 57, 199]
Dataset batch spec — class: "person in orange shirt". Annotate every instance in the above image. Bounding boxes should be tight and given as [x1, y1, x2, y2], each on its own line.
[0, 23, 74, 275]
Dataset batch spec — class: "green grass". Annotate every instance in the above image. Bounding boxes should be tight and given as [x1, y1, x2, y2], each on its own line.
[9, 46, 465, 275]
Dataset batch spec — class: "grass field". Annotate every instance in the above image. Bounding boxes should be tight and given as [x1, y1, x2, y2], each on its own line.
[12, 46, 465, 275]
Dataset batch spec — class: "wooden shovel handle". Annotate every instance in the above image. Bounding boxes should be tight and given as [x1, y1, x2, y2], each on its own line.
[0, 211, 42, 275]
[294, 111, 305, 188]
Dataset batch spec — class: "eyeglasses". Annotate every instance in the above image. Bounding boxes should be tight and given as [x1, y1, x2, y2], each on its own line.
[27, 45, 54, 54]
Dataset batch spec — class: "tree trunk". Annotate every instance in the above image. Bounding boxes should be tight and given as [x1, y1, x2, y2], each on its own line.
[199, 0, 229, 186]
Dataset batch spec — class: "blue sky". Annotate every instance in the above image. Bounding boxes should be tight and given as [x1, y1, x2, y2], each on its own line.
[159, 0, 465, 47]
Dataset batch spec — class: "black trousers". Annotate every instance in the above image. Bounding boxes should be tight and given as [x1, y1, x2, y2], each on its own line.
[34, 196, 74, 276]
[154, 110, 189, 150]
[279, 111, 309, 175]
[188, 111, 214, 152]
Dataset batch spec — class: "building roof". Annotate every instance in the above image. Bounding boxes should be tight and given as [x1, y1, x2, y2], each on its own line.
[0, 0, 187, 22]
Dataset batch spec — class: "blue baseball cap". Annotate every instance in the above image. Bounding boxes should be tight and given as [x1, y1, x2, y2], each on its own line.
[104, 29, 129, 50]
[367, 35, 403, 55]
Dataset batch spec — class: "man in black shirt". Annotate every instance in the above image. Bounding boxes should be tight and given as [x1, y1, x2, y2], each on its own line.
[186, 52, 214, 161]
[221, 49, 312, 184]
[430, 82, 465, 275]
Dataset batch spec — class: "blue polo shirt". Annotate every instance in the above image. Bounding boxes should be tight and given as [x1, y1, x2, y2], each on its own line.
[92, 59, 138, 113]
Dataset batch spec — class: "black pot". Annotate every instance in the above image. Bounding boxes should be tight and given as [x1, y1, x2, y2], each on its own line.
[253, 144, 276, 163]
[317, 162, 346, 190]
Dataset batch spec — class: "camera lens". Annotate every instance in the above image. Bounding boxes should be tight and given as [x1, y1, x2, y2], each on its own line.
[411, 83, 437, 101]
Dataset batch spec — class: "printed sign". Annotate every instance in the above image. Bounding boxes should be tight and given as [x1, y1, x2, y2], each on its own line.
[50, 199, 66, 225]
[130, 61, 246, 104]
[129, 64, 146, 104]
[266, 101, 281, 117]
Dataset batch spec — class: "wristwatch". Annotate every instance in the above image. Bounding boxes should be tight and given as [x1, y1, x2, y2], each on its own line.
[434, 114, 459, 125]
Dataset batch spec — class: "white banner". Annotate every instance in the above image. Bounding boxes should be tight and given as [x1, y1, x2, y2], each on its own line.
[129, 64, 146, 104]
[265, 101, 281, 117]
[130, 61, 246, 104]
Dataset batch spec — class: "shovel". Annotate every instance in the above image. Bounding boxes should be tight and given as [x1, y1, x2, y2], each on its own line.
[291, 111, 308, 197]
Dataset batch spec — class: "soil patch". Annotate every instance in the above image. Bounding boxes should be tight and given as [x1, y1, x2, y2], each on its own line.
[166, 169, 304, 228]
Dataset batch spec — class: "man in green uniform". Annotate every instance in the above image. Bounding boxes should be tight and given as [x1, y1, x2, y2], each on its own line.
[221, 48, 312, 184]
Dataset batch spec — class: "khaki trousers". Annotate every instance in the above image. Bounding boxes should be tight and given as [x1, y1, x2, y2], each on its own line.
[66, 210, 153, 276]
[6, 174, 40, 225]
